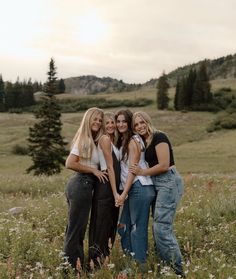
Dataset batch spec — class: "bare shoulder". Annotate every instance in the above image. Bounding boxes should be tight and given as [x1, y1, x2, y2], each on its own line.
[99, 134, 111, 144]
[129, 138, 141, 152]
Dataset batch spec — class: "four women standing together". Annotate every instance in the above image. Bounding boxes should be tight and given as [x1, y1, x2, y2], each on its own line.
[63, 107, 185, 278]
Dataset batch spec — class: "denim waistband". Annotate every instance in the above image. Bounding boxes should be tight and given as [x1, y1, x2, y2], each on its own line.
[151, 167, 179, 179]
[74, 172, 96, 181]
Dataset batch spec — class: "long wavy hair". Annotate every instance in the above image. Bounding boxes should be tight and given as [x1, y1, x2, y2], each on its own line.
[104, 112, 119, 146]
[132, 111, 156, 147]
[115, 109, 133, 161]
[72, 107, 104, 158]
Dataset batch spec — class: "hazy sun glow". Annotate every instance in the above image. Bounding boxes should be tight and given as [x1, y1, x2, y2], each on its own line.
[76, 11, 108, 45]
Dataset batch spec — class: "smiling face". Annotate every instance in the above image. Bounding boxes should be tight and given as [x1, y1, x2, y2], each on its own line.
[116, 114, 128, 134]
[90, 112, 103, 133]
[133, 115, 149, 138]
[105, 116, 116, 135]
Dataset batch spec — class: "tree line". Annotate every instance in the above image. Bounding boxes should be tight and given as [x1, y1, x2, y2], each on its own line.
[0, 75, 65, 111]
[157, 61, 213, 111]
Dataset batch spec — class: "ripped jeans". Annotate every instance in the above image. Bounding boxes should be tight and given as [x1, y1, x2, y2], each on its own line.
[152, 168, 184, 275]
[118, 180, 155, 263]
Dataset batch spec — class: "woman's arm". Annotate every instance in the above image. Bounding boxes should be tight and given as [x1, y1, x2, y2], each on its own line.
[65, 153, 108, 183]
[130, 142, 170, 176]
[99, 135, 119, 199]
[118, 139, 141, 204]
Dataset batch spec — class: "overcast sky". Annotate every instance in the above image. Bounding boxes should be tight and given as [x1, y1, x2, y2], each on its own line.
[0, 0, 235, 83]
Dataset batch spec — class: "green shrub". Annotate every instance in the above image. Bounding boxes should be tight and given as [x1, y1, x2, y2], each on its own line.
[213, 90, 235, 110]
[8, 108, 23, 114]
[207, 112, 236, 132]
[57, 97, 153, 112]
[226, 99, 236, 113]
[12, 144, 29, 155]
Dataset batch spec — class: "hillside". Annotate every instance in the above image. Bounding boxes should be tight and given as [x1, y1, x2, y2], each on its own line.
[64, 75, 141, 95]
[63, 53, 236, 95]
[145, 53, 236, 87]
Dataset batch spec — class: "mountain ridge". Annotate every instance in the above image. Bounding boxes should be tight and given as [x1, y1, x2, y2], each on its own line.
[63, 53, 236, 95]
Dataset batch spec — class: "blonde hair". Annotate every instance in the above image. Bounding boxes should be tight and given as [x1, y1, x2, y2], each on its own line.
[132, 111, 155, 146]
[72, 107, 104, 158]
[104, 112, 118, 145]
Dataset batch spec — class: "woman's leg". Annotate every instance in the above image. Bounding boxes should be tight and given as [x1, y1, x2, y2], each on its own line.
[128, 180, 156, 264]
[89, 180, 115, 266]
[117, 199, 132, 255]
[64, 174, 94, 269]
[152, 170, 184, 276]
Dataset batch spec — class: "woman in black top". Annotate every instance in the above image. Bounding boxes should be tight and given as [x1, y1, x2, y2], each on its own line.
[130, 111, 185, 278]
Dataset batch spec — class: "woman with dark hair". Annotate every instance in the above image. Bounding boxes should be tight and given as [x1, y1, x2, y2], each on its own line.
[115, 109, 155, 274]
[130, 111, 185, 278]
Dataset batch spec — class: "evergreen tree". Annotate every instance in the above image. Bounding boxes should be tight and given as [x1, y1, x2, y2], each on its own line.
[186, 68, 197, 107]
[174, 78, 180, 110]
[27, 58, 66, 176]
[5, 81, 14, 109]
[157, 72, 169, 110]
[57, 78, 66, 93]
[192, 61, 212, 106]
[21, 79, 35, 107]
[178, 77, 188, 110]
[0, 74, 5, 111]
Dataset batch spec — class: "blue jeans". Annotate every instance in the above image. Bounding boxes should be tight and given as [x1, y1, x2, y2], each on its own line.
[118, 180, 155, 264]
[152, 168, 184, 275]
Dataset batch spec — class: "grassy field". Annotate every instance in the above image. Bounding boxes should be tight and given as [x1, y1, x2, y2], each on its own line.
[0, 103, 236, 278]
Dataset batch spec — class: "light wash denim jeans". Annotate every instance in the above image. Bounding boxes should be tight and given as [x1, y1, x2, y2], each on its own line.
[152, 168, 184, 276]
[118, 180, 156, 264]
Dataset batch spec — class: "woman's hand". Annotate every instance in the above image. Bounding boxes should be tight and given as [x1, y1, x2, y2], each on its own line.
[93, 169, 108, 183]
[116, 192, 128, 206]
[129, 163, 143, 175]
[115, 193, 121, 207]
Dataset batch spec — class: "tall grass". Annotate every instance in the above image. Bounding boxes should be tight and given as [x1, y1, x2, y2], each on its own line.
[0, 174, 235, 278]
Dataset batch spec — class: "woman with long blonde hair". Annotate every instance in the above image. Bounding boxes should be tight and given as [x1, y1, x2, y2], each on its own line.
[130, 111, 185, 278]
[63, 107, 107, 276]
[89, 112, 121, 268]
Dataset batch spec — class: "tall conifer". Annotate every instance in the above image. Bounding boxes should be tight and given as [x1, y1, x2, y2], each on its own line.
[157, 72, 169, 109]
[192, 61, 212, 106]
[27, 58, 66, 175]
[0, 75, 5, 111]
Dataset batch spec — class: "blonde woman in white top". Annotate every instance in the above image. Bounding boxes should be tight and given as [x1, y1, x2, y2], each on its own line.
[63, 107, 107, 276]
[89, 112, 121, 269]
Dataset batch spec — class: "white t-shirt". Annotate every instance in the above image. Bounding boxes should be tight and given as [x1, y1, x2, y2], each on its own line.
[70, 144, 99, 169]
[119, 135, 153, 190]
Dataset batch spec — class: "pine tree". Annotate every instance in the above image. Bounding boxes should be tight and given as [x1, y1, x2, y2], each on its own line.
[27, 58, 67, 176]
[186, 68, 197, 107]
[192, 61, 212, 107]
[178, 77, 188, 110]
[174, 78, 180, 110]
[57, 78, 66, 93]
[5, 81, 14, 109]
[157, 72, 169, 110]
[0, 74, 5, 111]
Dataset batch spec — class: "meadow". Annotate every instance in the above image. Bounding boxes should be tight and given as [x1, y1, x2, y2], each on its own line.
[0, 88, 236, 278]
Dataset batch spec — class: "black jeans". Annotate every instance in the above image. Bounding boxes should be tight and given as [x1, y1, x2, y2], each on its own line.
[89, 150, 120, 266]
[89, 180, 119, 265]
[64, 173, 97, 269]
